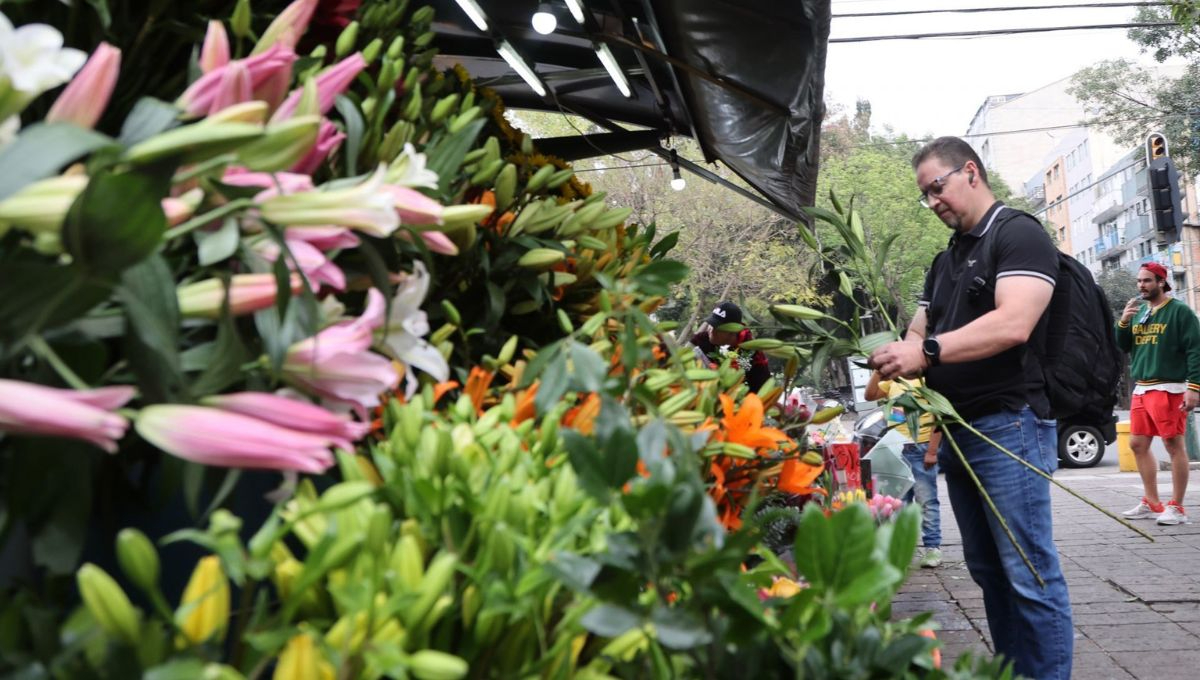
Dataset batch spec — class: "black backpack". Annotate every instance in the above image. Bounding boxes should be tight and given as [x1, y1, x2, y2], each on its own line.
[972, 208, 1123, 420]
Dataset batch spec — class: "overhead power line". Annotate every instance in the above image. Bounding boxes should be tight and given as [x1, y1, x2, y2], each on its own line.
[835, 2, 1169, 19]
[830, 21, 1176, 42]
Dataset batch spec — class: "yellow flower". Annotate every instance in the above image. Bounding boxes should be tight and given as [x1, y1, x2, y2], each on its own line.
[274, 632, 335, 680]
[176, 555, 230, 645]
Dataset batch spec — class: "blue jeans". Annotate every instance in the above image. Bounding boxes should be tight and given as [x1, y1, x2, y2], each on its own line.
[902, 443, 941, 548]
[938, 407, 1073, 680]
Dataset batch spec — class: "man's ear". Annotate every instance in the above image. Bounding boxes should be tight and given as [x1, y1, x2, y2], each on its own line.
[967, 170, 975, 185]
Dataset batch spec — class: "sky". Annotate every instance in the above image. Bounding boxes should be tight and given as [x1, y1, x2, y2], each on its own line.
[824, 0, 1182, 138]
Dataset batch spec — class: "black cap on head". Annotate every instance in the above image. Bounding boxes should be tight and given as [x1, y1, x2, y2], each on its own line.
[706, 301, 743, 327]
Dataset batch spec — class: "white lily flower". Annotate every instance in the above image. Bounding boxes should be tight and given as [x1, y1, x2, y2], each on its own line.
[0, 13, 85, 119]
[385, 143, 439, 189]
[377, 261, 450, 397]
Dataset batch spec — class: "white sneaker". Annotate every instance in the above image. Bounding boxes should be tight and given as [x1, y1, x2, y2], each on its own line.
[1123, 497, 1164, 519]
[919, 548, 943, 568]
[1157, 502, 1190, 526]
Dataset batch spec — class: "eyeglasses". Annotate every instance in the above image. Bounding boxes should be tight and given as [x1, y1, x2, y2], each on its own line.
[918, 165, 965, 208]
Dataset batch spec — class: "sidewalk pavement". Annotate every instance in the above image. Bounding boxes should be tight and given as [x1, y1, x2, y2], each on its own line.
[893, 464, 1200, 679]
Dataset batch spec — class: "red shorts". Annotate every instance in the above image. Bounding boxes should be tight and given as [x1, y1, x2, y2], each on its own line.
[1130, 391, 1187, 438]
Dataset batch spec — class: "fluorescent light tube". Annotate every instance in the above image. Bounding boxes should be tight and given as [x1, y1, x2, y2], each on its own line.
[595, 42, 630, 98]
[497, 40, 546, 97]
[454, 0, 489, 31]
[564, 0, 586, 24]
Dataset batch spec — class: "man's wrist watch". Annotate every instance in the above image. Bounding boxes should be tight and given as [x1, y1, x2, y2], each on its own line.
[922, 335, 942, 367]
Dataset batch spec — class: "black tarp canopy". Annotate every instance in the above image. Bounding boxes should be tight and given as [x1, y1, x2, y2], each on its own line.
[428, 0, 831, 221]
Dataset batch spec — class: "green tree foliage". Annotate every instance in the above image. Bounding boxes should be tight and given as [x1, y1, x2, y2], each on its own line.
[1096, 265, 1141, 318]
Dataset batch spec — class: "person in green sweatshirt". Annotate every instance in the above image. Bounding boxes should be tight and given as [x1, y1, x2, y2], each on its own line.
[1116, 262, 1200, 525]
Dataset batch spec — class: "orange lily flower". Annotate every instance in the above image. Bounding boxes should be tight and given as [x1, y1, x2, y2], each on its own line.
[511, 380, 539, 425]
[464, 367, 494, 414]
[777, 457, 824, 494]
[562, 393, 601, 434]
[431, 380, 460, 405]
[716, 393, 790, 452]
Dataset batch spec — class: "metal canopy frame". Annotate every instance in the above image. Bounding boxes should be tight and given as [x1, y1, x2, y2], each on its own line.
[428, 0, 832, 221]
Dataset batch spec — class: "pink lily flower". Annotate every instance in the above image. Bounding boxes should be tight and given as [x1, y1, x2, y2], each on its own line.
[398, 230, 458, 256]
[283, 289, 398, 413]
[285, 226, 359, 251]
[177, 43, 297, 117]
[386, 185, 444, 225]
[201, 391, 369, 450]
[252, 0, 319, 55]
[199, 21, 230, 73]
[251, 237, 346, 291]
[0, 379, 135, 453]
[258, 166, 399, 238]
[221, 168, 314, 200]
[177, 273, 302, 319]
[135, 405, 337, 474]
[161, 188, 203, 227]
[271, 53, 365, 122]
[45, 42, 121, 129]
[208, 61, 252, 117]
[290, 119, 345, 175]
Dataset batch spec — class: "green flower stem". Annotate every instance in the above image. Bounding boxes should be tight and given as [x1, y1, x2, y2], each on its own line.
[941, 427, 1046, 588]
[27, 336, 91, 390]
[163, 198, 254, 241]
[954, 419, 1156, 543]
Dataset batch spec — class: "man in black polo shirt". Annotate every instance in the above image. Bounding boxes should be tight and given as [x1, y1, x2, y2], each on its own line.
[869, 137, 1072, 680]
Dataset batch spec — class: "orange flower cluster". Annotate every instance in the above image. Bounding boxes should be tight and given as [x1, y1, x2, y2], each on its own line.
[707, 393, 823, 530]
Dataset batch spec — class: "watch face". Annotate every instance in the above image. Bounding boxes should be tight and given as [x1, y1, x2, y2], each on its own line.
[923, 338, 938, 357]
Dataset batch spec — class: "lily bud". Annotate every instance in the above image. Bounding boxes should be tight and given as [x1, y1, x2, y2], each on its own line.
[116, 528, 160, 594]
[200, 21, 231, 73]
[259, 166, 399, 237]
[77, 563, 140, 645]
[237, 115, 320, 172]
[407, 650, 469, 680]
[230, 0, 253, 39]
[273, 632, 334, 680]
[177, 555, 230, 645]
[439, 204, 494, 232]
[253, 0, 319, 55]
[124, 121, 263, 166]
[177, 273, 302, 319]
[0, 174, 88, 235]
[45, 42, 121, 129]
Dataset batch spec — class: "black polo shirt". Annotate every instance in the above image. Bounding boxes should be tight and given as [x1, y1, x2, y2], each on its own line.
[919, 202, 1058, 420]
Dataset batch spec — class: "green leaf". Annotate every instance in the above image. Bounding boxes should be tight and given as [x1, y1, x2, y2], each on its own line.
[83, 0, 113, 28]
[792, 504, 835, 589]
[118, 98, 179, 148]
[0, 123, 112, 201]
[827, 504, 877, 590]
[535, 349, 569, 414]
[545, 552, 601, 593]
[195, 217, 240, 266]
[191, 310, 250, 396]
[563, 430, 609, 500]
[568, 341, 607, 393]
[63, 164, 174, 275]
[334, 95, 364, 176]
[649, 230, 679, 259]
[857, 330, 897, 355]
[0, 262, 109, 359]
[579, 603, 640, 638]
[428, 118, 486, 195]
[144, 659, 208, 680]
[835, 563, 900, 607]
[118, 255, 185, 403]
[886, 504, 921, 572]
[631, 260, 689, 296]
[650, 605, 712, 650]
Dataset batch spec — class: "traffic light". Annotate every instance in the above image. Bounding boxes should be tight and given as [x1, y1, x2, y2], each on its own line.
[1148, 156, 1183, 234]
[1149, 132, 1168, 160]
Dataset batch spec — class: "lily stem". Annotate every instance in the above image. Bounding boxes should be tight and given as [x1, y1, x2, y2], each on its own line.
[164, 198, 254, 241]
[28, 336, 91, 390]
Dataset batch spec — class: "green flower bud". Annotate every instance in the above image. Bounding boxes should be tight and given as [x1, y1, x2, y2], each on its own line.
[335, 21, 360, 58]
[362, 37, 384, 65]
[116, 528, 160, 594]
[77, 563, 140, 645]
[230, 0, 252, 39]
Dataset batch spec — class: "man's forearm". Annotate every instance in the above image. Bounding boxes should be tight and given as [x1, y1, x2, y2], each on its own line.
[936, 307, 1036, 364]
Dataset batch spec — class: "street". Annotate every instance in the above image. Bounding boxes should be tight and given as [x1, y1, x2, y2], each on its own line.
[893, 437, 1200, 679]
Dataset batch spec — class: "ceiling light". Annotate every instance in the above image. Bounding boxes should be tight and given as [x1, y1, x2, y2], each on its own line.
[670, 149, 685, 191]
[564, 0, 586, 24]
[594, 42, 630, 98]
[532, 3, 557, 34]
[497, 40, 546, 97]
[454, 0, 489, 31]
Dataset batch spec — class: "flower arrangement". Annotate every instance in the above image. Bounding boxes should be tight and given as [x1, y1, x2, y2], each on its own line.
[0, 2, 1016, 678]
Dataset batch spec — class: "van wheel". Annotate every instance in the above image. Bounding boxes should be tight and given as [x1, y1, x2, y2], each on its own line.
[1059, 425, 1104, 468]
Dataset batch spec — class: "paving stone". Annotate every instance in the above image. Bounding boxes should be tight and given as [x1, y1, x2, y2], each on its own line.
[1078, 622, 1198, 652]
[1107, 650, 1200, 680]
[1070, 652, 1135, 679]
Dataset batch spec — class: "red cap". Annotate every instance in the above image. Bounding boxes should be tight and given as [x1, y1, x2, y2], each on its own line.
[1141, 262, 1172, 291]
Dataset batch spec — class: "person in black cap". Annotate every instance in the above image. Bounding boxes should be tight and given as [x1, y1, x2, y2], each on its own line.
[688, 301, 770, 392]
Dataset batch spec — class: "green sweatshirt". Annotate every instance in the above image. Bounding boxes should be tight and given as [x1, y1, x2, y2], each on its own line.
[1115, 298, 1200, 392]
